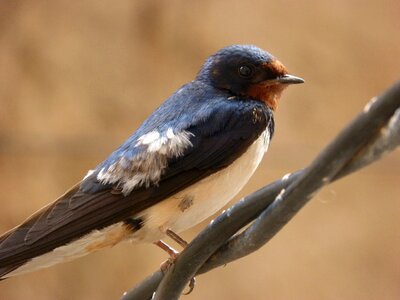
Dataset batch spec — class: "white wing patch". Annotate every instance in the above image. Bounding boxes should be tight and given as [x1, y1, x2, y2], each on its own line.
[136, 130, 161, 147]
[83, 169, 95, 179]
[97, 128, 193, 195]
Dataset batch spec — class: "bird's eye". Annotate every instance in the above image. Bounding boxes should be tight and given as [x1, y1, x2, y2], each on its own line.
[238, 65, 254, 78]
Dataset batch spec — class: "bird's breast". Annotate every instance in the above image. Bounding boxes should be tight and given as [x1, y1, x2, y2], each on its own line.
[132, 129, 271, 242]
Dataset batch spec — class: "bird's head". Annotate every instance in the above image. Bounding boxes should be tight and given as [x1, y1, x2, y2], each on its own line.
[196, 45, 304, 110]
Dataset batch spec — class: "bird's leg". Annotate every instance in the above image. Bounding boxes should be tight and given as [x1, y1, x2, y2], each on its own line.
[166, 229, 188, 248]
[165, 229, 196, 294]
[153, 230, 196, 295]
[154, 240, 179, 260]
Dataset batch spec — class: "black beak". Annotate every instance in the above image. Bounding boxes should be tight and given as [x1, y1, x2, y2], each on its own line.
[275, 74, 304, 84]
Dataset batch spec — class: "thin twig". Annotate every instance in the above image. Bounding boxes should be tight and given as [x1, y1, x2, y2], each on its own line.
[121, 81, 400, 300]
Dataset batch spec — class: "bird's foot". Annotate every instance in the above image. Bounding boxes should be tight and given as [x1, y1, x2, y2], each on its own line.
[154, 230, 196, 295]
[183, 277, 196, 295]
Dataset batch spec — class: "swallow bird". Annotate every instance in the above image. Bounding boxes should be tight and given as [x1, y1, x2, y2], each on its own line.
[0, 44, 303, 279]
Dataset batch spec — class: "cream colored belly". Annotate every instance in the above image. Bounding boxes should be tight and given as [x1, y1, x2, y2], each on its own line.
[133, 130, 270, 242]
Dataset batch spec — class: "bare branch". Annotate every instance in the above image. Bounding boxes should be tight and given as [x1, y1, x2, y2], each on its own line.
[121, 81, 400, 300]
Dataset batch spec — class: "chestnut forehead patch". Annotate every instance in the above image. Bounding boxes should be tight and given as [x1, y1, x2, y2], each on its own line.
[262, 59, 288, 77]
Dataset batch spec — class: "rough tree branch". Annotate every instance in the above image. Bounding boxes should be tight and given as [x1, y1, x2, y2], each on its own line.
[121, 81, 400, 300]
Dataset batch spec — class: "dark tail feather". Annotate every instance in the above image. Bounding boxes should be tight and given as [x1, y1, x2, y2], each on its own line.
[0, 184, 80, 279]
[0, 262, 25, 280]
[0, 224, 34, 279]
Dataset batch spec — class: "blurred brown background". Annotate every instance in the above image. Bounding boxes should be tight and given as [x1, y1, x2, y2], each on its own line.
[0, 1, 399, 299]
